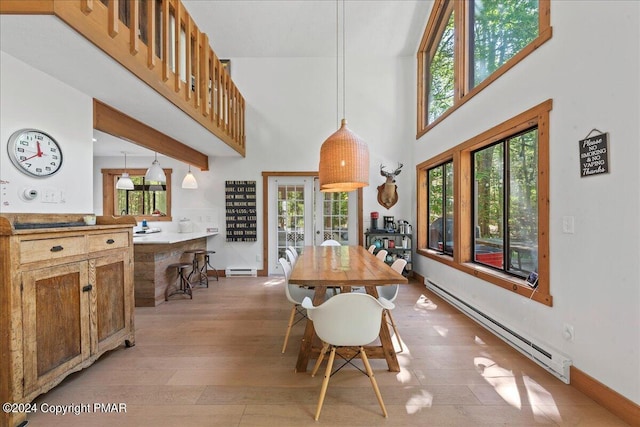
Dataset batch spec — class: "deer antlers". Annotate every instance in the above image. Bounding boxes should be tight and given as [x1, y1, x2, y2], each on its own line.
[380, 163, 403, 179]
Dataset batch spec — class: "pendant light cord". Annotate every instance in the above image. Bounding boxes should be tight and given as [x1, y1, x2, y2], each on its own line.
[342, 0, 346, 121]
[335, 0, 339, 127]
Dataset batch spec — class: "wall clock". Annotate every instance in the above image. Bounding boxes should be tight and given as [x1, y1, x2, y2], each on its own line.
[7, 128, 63, 177]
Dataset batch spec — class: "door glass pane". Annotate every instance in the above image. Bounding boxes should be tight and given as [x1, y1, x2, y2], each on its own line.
[474, 143, 504, 268]
[321, 192, 350, 245]
[508, 129, 538, 275]
[277, 184, 305, 260]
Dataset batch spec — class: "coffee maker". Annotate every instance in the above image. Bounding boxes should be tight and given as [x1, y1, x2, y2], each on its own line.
[383, 216, 395, 231]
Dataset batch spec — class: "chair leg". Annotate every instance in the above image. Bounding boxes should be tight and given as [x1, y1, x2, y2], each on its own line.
[311, 342, 329, 377]
[314, 346, 336, 421]
[281, 305, 297, 353]
[385, 309, 403, 353]
[360, 346, 388, 418]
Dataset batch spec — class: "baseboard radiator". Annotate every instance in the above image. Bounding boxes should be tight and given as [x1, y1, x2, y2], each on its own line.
[225, 268, 257, 277]
[425, 278, 572, 384]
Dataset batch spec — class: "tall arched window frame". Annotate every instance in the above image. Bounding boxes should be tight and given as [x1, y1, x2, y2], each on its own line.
[417, 0, 552, 137]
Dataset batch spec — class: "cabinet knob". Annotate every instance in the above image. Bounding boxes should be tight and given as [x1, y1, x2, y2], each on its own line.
[50, 245, 64, 252]
[82, 284, 93, 292]
[106, 239, 115, 244]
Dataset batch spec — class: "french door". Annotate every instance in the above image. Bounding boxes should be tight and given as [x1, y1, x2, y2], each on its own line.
[267, 176, 357, 275]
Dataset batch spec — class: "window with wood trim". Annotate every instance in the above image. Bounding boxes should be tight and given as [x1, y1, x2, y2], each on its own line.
[417, 0, 551, 137]
[417, 100, 551, 306]
[101, 168, 172, 221]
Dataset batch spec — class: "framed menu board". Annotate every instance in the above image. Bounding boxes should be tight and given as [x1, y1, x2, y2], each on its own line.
[225, 181, 257, 242]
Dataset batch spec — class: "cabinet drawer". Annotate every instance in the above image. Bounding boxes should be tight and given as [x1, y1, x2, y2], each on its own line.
[20, 236, 86, 264]
[88, 232, 129, 252]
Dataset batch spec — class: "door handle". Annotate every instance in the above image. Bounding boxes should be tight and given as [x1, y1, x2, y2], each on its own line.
[50, 245, 64, 252]
[106, 239, 115, 244]
[82, 284, 93, 292]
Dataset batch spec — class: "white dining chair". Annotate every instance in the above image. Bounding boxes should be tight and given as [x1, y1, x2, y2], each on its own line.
[320, 239, 341, 246]
[377, 258, 407, 353]
[302, 293, 394, 420]
[287, 246, 299, 263]
[279, 258, 316, 353]
[367, 245, 376, 254]
[375, 249, 388, 261]
[285, 248, 297, 266]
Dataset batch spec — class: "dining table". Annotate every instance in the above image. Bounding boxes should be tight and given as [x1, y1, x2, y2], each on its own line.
[289, 245, 408, 373]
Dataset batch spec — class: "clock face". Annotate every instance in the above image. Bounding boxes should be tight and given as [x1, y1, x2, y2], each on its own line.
[7, 128, 63, 177]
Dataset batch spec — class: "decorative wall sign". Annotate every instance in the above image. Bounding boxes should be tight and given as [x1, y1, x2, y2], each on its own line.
[225, 180, 257, 242]
[579, 130, 609, 177]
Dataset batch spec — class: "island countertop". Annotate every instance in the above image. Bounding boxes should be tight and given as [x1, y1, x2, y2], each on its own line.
[132, 230, 218, 244]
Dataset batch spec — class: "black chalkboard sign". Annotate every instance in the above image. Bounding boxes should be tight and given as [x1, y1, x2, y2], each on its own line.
[579, 132, 609, 177]
[225, 180, 257, 242]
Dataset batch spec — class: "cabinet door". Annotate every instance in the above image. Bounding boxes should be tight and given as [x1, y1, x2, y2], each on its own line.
[90, 252, 133, 354]
[22, 261, 90, 396]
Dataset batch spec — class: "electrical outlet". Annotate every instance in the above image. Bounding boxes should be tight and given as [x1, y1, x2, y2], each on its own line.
[563, 323, 574, 341]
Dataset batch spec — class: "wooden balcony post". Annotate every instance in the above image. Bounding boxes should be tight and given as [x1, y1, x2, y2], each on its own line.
[174, 0, 181, 92]
[185, 16, 192, 101]
[146, 0, 156, 69]
[130, 0, 139, 55]
[108, 0, 119, 37]
[193, 27, 200, 108]
[161, 0, 170, 81]
[200, 32, 210, 117]
[81, 0, 93, 15]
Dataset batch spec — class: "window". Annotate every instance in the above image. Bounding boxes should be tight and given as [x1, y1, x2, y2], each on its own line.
[426, 3, 455, 124]
[473, 128, 538, 276]
[417, 0, 551, 136]
[428, 161, 454, 254]
[101, 168, 172, 221]
[417, 100, 551, 306]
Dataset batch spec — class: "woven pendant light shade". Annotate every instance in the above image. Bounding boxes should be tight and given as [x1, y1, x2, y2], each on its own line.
[319, 119, 369, 192]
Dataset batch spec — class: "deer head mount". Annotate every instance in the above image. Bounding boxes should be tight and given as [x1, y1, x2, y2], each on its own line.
[377, 163, 403, 209]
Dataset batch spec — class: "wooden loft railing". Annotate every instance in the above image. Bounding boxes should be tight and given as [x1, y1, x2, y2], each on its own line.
[0, 0, 246, 157]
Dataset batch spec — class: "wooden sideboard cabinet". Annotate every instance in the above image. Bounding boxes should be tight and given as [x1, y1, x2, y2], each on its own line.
[0, 214, 136, 427]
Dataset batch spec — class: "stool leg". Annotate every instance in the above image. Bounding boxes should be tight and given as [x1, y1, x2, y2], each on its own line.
[181, 267, 193, 299]
[166, 266, 193, 300]
[205, 254, 219, 281]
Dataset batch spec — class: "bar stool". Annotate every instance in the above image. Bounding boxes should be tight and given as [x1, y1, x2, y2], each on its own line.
[202, 250, 219, 281]
[184, 249, 208, 288]
[166, 262, 193, 300]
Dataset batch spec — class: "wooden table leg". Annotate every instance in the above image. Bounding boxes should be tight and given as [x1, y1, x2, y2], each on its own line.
[295, 287, 327, 372]
[365, 285, 399, 372]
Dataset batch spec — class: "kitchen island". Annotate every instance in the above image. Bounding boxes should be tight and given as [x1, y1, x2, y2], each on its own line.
[133, 230, 218, 306]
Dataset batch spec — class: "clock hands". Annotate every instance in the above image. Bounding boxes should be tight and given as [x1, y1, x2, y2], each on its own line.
[19, 142, 46, 162]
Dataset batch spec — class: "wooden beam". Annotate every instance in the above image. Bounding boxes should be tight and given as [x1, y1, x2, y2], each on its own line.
[93, 99, 208, 171]
[0, 0, 53, 14]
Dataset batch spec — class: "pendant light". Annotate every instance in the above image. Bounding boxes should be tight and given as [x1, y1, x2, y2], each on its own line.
[115, 151, 134, 190]
[145, 152, 166, 183]
[318, 0, 369, 193]
[181, 164, 198, 189]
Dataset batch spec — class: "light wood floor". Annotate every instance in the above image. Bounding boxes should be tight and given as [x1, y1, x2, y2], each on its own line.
[27, 276, 627, 426]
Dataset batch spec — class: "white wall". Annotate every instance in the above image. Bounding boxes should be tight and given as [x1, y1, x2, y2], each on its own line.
[0, 51, 94, 213]
[93, 55, 416, 272]
[412, 1, 640, 403]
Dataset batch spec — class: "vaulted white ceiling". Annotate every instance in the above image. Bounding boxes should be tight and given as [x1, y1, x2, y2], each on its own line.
[184, 0, 432, 58]
[1, 1, 433, 158]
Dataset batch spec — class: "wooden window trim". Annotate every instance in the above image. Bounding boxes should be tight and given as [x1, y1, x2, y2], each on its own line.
[101, 168, 173, 221]
[416, 99, 552, 306]
[417, 0, 552, 138]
